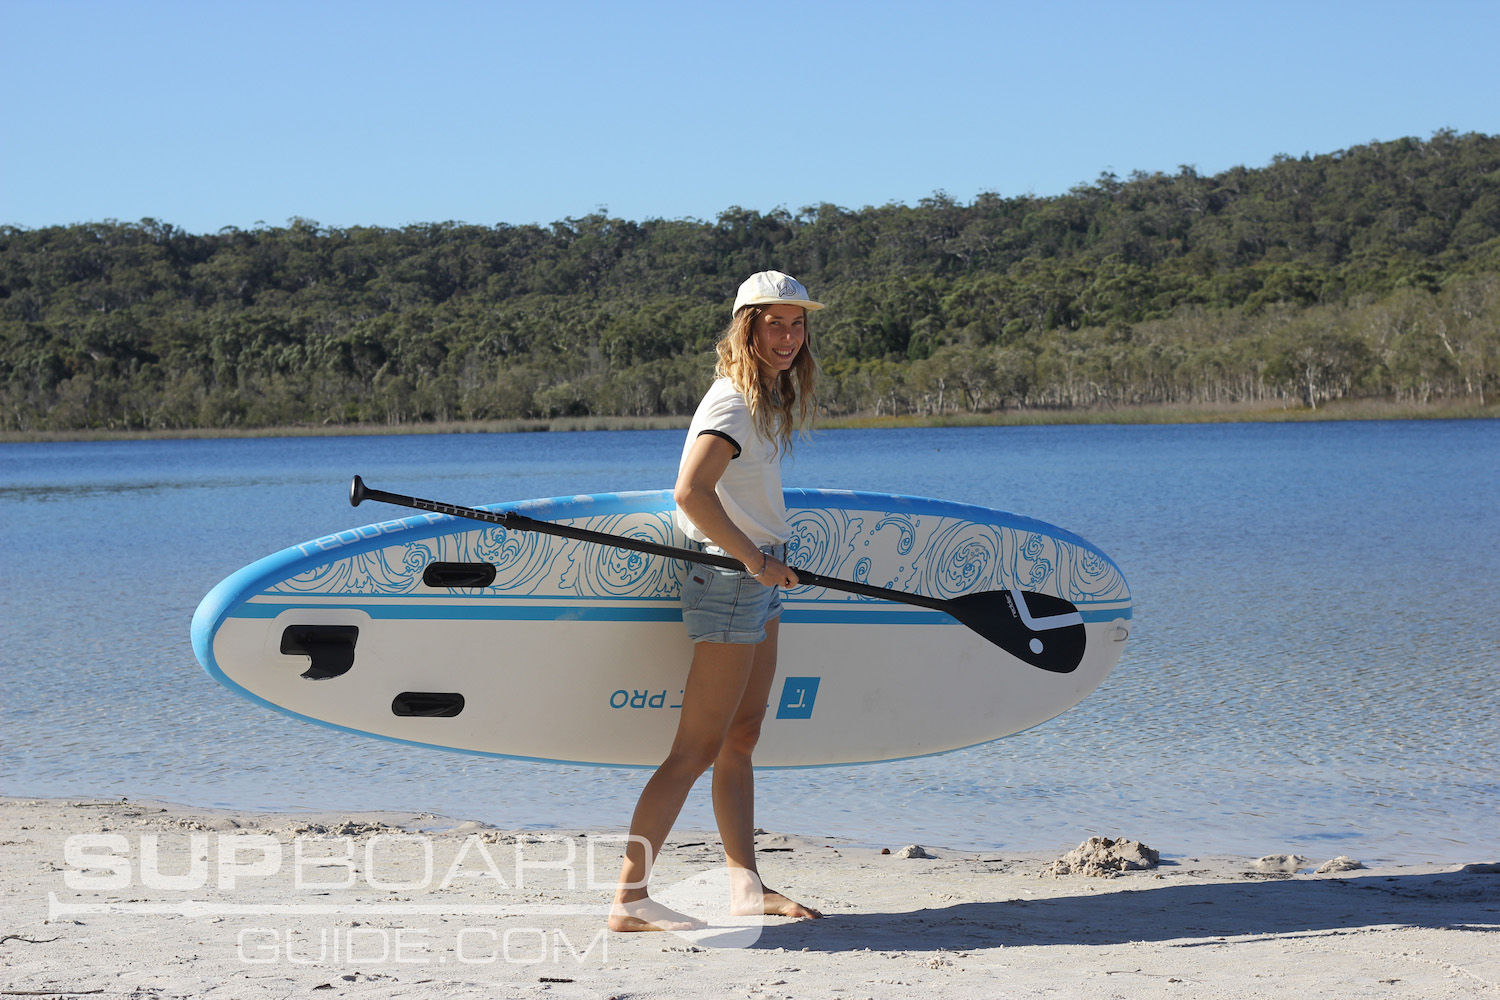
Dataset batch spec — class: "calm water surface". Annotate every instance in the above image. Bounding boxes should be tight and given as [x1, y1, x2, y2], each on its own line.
[2, 421, 1496, 864]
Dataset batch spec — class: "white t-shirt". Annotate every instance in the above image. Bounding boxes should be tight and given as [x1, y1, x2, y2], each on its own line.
[675, 377, 791, 548]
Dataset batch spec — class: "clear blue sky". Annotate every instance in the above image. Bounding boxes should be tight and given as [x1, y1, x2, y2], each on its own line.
[3, 0, 1497, 234]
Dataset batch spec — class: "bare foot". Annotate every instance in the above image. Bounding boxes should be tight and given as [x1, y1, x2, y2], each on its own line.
[608, 896, 707, 932]
[731, 887, 823, 920]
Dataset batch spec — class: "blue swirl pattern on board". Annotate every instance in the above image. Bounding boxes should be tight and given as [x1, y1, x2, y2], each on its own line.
[277, 540, 437, 595]
[785, 509, 862, 582]
[559, 514, 684, 599]
[263, 492, 1128, 607]
[783, 506, 1128, 607]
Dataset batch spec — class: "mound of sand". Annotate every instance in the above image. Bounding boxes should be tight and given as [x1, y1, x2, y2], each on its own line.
[1049, 836, 1160, 877]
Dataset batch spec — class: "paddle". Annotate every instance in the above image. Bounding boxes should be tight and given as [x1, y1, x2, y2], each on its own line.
[349, 476, 1086, 674]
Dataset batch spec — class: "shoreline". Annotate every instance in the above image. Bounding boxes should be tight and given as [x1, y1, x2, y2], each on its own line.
[7, 795, 1496, 997]
[2, 397, 1495, 443]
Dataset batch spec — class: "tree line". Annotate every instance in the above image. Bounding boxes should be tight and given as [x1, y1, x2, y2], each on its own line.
[3, 129, 1498, 432]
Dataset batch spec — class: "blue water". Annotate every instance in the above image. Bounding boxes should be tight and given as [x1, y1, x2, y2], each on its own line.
[2, 421, 1497, 864]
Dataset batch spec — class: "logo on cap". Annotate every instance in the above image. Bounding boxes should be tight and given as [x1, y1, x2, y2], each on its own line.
[775, 277, 798, 298]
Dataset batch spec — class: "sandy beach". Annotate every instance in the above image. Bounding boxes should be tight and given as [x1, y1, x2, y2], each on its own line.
[3, 796, 1496, 998]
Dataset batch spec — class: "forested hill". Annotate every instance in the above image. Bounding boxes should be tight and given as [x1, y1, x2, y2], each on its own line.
[3, 129, 1498, 432]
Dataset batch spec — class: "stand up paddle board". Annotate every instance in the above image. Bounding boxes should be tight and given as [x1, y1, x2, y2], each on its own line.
[192, 488, 1131, 767]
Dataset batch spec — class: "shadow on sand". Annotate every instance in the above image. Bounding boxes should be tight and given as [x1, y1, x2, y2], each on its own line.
[753, 868, 1499, 952]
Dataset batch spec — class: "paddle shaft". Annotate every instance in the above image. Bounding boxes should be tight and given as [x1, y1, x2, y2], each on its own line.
[350, 476, 951, 612]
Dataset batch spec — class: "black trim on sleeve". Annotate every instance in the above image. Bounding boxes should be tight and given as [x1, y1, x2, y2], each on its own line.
[697, 428, 742, 459]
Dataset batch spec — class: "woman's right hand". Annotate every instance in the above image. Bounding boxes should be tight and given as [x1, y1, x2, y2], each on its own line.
[751, 552, 798, 589]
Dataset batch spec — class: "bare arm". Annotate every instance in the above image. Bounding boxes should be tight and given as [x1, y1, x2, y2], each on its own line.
[674, 434, 797, 588]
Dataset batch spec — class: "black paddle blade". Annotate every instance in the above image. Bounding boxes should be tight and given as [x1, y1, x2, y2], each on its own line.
[947, 589, 1086, 674]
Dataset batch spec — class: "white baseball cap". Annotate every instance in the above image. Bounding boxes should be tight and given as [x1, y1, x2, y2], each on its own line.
[732, 270, 824, 314]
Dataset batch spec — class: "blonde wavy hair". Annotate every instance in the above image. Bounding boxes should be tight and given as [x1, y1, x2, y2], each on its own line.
[715, 304, 819, 456]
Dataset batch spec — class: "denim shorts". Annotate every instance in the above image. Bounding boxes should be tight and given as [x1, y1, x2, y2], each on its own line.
[680, 543, 786, 644]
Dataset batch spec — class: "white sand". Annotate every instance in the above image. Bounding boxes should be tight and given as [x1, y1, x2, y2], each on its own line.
[3, 796, 1496, 998]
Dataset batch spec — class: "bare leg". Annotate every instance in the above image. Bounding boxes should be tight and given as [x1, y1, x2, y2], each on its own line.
[713, 619, 822, 921]
[609, 639, 756, 932]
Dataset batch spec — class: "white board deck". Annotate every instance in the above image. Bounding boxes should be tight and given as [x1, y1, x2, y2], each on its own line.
[192, 489, 1132, 767]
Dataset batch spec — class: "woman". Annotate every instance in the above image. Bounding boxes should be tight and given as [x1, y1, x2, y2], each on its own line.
[609, 271, 825, 932]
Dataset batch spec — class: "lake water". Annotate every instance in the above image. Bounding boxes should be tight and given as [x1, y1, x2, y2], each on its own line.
[2, 421, 1496, 864]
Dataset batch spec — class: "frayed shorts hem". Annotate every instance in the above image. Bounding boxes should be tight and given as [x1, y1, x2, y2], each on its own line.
[688, 621, 782, 646]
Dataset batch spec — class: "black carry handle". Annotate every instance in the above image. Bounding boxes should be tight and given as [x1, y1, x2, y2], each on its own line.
[349, 476, 1086, 673]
